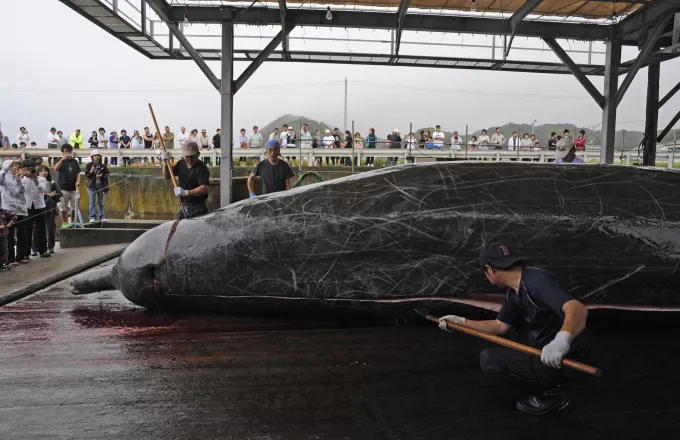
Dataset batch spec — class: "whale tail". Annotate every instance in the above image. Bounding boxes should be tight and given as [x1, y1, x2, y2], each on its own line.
[71, 264, 117, 295]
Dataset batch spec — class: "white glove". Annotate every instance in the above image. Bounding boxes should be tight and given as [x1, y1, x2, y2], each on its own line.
[438, 315, 465, 331]
[173, 187, 188, 197]
[2, 160, 12, 171]
[160, 151, 169, 161]
[541, 331, 572, 369]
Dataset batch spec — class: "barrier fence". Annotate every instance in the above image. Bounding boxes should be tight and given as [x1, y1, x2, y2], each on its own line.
[1, 144, 678, 169]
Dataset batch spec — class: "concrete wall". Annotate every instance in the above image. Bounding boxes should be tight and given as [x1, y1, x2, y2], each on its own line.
[49, 166, 355, 220]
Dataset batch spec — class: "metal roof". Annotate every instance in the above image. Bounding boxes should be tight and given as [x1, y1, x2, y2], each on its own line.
[58, 0, 680, 73]
[165, 0, 648, 21]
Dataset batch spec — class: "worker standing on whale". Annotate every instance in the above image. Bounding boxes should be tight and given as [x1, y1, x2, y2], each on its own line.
[161, 141, 210, 219]
[247, 139, 295, 198]
[438, 241, 590, 416]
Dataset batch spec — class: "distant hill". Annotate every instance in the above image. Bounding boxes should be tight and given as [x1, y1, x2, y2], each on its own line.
[256, 114, 339, 139]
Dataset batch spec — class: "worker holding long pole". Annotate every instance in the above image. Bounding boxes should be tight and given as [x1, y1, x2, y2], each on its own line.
[435, 241, 592, 416]
[149, 103, 210, 220]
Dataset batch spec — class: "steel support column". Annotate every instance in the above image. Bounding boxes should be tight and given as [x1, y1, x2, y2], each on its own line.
[643, 63, 660, 166]
[601, 37, 622, 165]
[221, 21, 234, 207]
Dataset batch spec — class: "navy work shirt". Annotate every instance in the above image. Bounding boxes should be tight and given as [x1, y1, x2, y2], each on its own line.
[172, 159, 210, 206]
[253, 159, 294, 195]
[497, 268, 575, 347]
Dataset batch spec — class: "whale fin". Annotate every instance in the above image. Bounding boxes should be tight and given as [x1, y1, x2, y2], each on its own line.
[71, 265, 117, 295]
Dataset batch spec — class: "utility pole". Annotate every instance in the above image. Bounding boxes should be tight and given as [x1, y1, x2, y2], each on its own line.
[344, 78, 348, 131]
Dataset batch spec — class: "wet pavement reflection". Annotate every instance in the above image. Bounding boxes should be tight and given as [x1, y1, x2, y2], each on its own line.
[1, 278, 679, 439]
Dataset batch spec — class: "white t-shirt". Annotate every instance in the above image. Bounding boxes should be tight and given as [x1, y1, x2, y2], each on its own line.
[300, 131, 312, 148]
[322, 136, 335, 148]
[177, 132, 190, 149]
[451, 137, 461, 151]
[404, 137, 417, 149]
[433, 131, 445, 148]
[508, 137, 520, 151]
[97, 133, 108, 149]
[131, 137, 145, 149]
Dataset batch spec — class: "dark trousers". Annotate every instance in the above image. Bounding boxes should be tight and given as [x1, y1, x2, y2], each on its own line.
[6, 223, 16, 263]
[479, 329, 588, 390]
[179, 204, 208, 220]
[23, 207, 47, 257]
[33, 210, 56, 251]
[0, 236, 7, 264]
[13, 216, 26, 261]
[365, 154, 374, 165]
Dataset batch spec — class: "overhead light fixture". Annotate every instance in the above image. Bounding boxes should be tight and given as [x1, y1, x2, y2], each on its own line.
[471, 0, 477, 12]
[326, 7, 333, 21]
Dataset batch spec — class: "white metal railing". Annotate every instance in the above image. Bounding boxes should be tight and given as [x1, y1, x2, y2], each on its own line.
[1, 147, 678, 169]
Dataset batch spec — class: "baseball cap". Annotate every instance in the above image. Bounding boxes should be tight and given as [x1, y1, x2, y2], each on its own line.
[479, 242, 522, 269]
[555, 135, 574, 159]
[266, 139, 281, 149]
[50, 127, 56, 131]
[182, 142, 200, 156]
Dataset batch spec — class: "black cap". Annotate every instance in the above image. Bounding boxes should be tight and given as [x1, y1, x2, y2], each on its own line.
[479, 242, 522, 269]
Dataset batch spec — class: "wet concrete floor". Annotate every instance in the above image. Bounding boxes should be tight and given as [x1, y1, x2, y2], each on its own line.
[1, 275, 679, 439]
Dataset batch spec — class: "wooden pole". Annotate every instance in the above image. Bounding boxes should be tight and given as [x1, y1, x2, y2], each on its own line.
[416, 309, 602, 377]
[148, 103, 178, 188]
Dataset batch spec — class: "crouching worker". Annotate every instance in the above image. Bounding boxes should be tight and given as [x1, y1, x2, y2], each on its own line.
[438, 241, 589, 416]
[161, 141, 209, 219]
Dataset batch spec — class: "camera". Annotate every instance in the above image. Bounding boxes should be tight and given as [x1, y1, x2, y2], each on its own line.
[14, 157, 43, 174]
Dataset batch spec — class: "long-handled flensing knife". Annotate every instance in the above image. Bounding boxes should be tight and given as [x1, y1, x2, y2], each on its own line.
[414, 307, 602, 377]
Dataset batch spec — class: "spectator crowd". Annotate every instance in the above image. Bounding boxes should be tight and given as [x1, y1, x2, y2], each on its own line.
[1, 125, 589, 168]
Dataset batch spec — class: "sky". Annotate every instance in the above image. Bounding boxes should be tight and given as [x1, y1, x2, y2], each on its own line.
[1, 0, 679, 143]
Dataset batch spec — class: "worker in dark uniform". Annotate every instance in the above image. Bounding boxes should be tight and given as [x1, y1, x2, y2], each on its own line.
[439, 241, 590, 416]
[161, 141, 209, 219]
[247, 139, 295, 198]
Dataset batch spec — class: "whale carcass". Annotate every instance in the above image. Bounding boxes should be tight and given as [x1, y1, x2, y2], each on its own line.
[72, 162, 680, 315]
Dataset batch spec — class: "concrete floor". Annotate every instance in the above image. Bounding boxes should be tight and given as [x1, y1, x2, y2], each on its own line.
[0, 278, 678, 439]
[1, 243, 126, 306]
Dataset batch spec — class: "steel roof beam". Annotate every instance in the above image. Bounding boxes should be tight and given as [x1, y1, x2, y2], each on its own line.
[278, 0, 289, 60]
[146, 0, 220, 91]
[395, 0, 411, 56]
[168, 7, 612, 40]
[509, 0, 543, 29]
[659, 81, 680, 109]
[543, 37, 604, 108]
[616, 0, 680, 37]
[234, 26, 296, 93]
[617, 15, 672, 106]
[657, 108, 680, 144]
